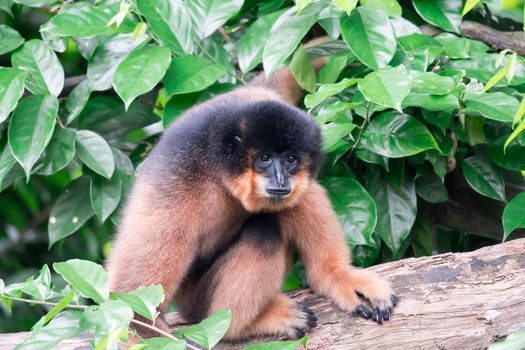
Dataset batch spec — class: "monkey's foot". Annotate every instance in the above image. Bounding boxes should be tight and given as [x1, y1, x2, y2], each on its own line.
[354, 294, 398, 324]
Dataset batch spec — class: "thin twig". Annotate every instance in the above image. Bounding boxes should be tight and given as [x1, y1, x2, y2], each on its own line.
[0, 294, 200, 350]
[195, 41, 246, 84]
[348, 102, 372, 157]
[218, 27, 231, 42]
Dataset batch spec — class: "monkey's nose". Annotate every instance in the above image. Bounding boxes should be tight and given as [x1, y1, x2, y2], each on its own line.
[266, 187, 291, 196]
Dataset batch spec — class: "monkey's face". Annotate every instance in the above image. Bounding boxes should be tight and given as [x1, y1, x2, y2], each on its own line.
[224, 149, 312, 213]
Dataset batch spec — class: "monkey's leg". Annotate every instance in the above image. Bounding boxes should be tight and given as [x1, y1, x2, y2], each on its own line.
[175, 214, 316, 340]
[280, 181, 397, 324]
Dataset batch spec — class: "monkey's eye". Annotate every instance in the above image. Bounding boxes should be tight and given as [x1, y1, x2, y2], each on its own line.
[261, 154, 272, 163]
[287, 155, 298, 164]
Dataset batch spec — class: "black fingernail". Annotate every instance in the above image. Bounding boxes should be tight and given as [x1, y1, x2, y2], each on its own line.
[355, 305, 372, 319]
[391, 295, 399, 307]
[372, 306, 380, 323]
[293, 328, 305, 339]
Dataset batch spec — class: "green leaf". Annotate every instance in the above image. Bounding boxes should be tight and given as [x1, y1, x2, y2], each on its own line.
[244, 336, 308, 350]
[53, 259, 109, 304]
[315, 101, 350, 124]
[111, 285, 164, 321]
[0, 24, 24, 55]
[505, 118, 525, 152]
[36, 127, 76, 176]
[113, 46, 171, 109]
[321, 122, 356, 153]
[187, 0, 244, 39]
[140, 338, 186, 350]
[488, 135, 525, 171]
[290, 44, 316, 93]
[11, 39, 64, 96]
[465, 92, 519, 122]
[263, 2, 326, 75]
[8, 95, 58, 178]
[317, 55, 348, 84]
[304, 78, 357, 109]
[0, 67, 26, 123]
[48, 177, 95, 247]
[163, 93, 199, 128]
[482, 68, 506, 92]
[502, 192, 525, 241]
[80, 300, 133, 340]
[11, 0, 55, 7]
[65, 80, 91, 125]
[367, 169, 416, 257]
[237, 10, 285, 73]
[164, 55, 226, 95]
[0, 0, 13, 16]
[43, 290, 75, 326]
[136, 0, 194, 56]
[0, 146, 16, 190]
[410, 213, 432, 257]
[358, 65, 412, 111]
[76, 130, 115, 179]
[412, 0, 461, 33]
[40, 3, 113, 39]
[446, 53, 525, 85]
[355, 147, 389, 170]
[175, 310, 232, 349]
[360, 0, 402, 17]
[403, 92, 459, 113]
[397, 33, 444, 56]
[90, 171, 122, 223]
[322, 177, 377, 246]
[87, 33, 149, 91]
[14, 311, 82, 350]
[340, 6, 396, 70]
[411, 71, 456, 95]
[435, 33, 469, 58]
[462, 0, 481, 16]
[78, 95, 158, 140]
[488, 330, 525, 350]
[361, 112, 439, 158]
[462, 154, 506, 202]
[415, 173, 448, 203]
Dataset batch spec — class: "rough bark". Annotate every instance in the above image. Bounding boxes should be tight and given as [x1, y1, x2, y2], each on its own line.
[2, 238, 525, 350]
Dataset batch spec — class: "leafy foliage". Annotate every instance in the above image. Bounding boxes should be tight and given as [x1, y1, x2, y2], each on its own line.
[1, 0, 525, 347]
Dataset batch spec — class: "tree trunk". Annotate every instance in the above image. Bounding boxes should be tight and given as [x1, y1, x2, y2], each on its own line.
[2, 238, 525, 350]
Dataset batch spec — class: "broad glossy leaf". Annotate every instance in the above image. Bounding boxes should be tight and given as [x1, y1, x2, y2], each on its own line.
[76, 130, 115, 179]
[411, 213, 432, 257]
[435, 33, 469, 58]
[361, 112, 439, 158]
[11, 0, 55, 7]
[304, 78, 357, 109]
[0, 146, 16, 190]
[412, 0, 461, 33]
[36, 127, 76, 176]
[175, 310, 232, 349]
[488, 135, 525, 171]
[8, 95, 58, 177]
[53, 259, 109, 304]
[140, 338, 186, 350]
[358, 65, 412, 111]
[65, 80, 91, 125]
[164, 55, 226, 95]
[462, 155, 506, 202]
[48, 177, 95, 247]
[0, 24, 24, 55]
[502, 192, 525, 241]
[322, 177, 377, 245]
[367, 169, 416, 256]
[315, 101, 350, 124]
[163, 93, 199, 128]
[244, 336, 308, 350]
[397, 33, 444, 56]
[415, 174, 448, 203]
[263, 2, 326, 75]
[321, 122, 356, 153]
[421, 110, 453, 134]
[111, 285, 164, 321]
[446, 53, 525, 85]
[87, 33, 149, 91]
[80, 300, 133, 340]
[411, 71, 456, 95]
[90, 171, 122, 223]
[113, 46, 171, 109]
[360, 0, 402, 16]
[0, 0, 13, 16]
[317, 55, 348, 84]
[403, 92, 459, 113]
[340, 6, 396, 70]
[40, 3, 113, 38]
[356, 147, 389, 170]
[136, 0, 194, 55]
[237, 10, 284, 73]
[390, 16, 421, 37]
[0, 67, 25, 123]
[465, 92, 519, 122]
[11, 39, 64, 96]
[462, 0, 481, 15]
[112, 148, 134, 176]
[14, 311, 82, 350]
[187, 0, 244, 39]
[290, 45, 315, 93]
[78, 95, 158, 140]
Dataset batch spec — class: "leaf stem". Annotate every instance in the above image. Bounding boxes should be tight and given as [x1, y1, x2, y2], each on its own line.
[348, 102, 372, 157]
[0, 294, 201, 350]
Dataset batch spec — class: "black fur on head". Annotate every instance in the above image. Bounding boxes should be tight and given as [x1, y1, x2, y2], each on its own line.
[209, 100, 322, 177]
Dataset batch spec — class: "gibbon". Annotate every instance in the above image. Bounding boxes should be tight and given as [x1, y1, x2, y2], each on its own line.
[106, 57, 397, 341]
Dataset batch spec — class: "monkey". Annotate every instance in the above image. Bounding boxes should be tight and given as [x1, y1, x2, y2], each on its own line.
[106, 56, 397, 342]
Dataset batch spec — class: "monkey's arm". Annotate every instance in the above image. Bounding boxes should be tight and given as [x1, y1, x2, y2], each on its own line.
[279, 181, 396, 323]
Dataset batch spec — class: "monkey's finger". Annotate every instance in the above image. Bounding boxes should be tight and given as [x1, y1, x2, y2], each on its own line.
[355, 305, 372, 319]
[391, 294, 399, 307]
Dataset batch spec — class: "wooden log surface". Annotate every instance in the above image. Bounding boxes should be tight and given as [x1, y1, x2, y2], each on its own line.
[2, 238, 525, 350]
